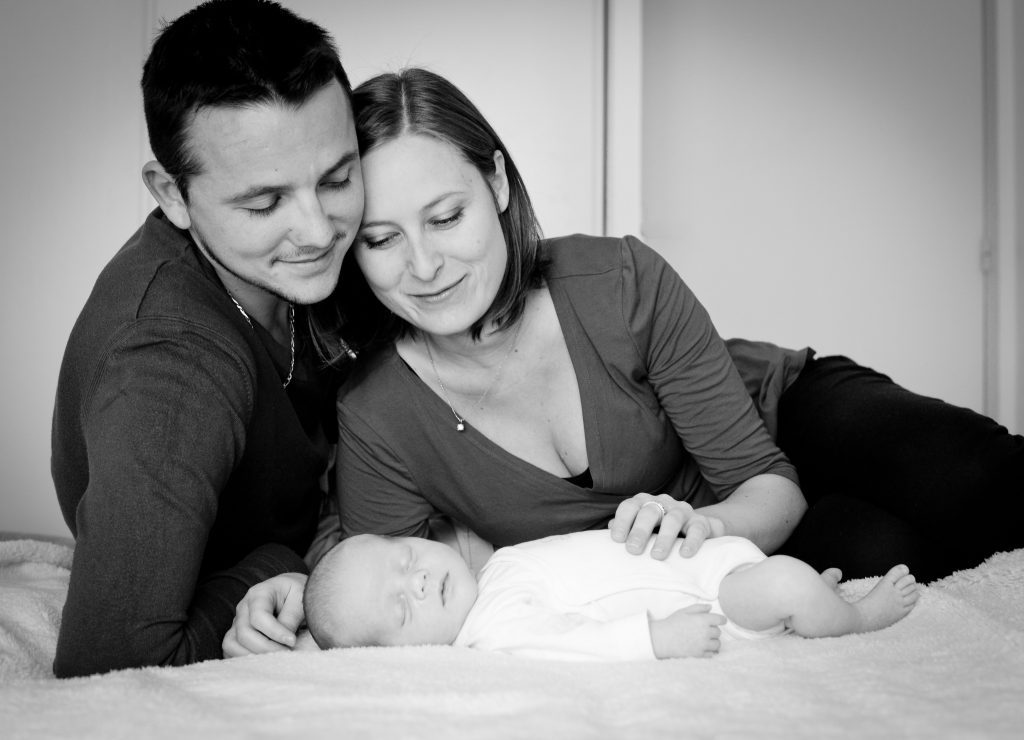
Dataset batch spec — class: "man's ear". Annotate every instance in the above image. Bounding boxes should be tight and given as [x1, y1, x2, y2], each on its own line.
[142, 160, 191, 229]
[488, 150, 510, 214]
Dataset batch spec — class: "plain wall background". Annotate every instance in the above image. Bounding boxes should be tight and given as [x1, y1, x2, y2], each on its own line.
[1, 0, 151, 538]
[1, 0, 1019, 539]
[642, 0, 986, 411]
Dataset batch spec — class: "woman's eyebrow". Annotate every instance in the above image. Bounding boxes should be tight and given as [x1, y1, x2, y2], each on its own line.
[360, 191, 463, 230]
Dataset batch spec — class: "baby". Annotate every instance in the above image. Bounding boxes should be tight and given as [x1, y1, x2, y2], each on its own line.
[303, 530, 920, 661]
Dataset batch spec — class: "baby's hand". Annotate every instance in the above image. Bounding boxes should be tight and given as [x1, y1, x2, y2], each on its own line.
[648, 604, 726, 659]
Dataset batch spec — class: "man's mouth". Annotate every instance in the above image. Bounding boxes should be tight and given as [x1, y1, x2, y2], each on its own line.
[283, 234, 342, 264]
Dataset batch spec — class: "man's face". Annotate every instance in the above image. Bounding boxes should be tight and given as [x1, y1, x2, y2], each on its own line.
[180, 79, 363, 309]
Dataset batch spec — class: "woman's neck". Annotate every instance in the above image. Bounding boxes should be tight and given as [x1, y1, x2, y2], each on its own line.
[420, 321, 520, 369]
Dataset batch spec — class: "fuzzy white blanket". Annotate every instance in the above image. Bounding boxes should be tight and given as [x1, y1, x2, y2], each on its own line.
[1, 538, 1022, 739]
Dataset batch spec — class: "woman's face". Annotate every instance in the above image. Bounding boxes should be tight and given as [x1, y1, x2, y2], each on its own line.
[354, 133, 510, 338]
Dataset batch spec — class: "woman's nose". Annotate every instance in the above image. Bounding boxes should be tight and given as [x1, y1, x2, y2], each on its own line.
[406, 237, 443, 282]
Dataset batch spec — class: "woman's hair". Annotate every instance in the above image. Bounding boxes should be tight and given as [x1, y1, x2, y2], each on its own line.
[326, 67, 545, 357]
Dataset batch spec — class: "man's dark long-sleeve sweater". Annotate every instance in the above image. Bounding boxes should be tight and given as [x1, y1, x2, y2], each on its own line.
[51, 210, 340, 677]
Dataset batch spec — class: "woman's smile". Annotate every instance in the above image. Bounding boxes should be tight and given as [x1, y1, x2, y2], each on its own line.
[411, 276, 465, 304]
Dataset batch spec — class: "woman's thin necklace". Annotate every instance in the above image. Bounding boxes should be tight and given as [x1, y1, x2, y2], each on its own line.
[229, 295, 295, 389]
[424, 320, 523, 432]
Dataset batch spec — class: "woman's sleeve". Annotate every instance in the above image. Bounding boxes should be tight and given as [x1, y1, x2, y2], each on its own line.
[335, 397, 435, 539]
[620, 236, 797, 497]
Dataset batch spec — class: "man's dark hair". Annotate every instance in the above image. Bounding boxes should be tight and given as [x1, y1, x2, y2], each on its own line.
[141, 0, 350, 202]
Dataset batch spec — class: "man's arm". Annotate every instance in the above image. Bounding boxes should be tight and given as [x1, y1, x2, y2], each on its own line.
[53, 327, 302, 677]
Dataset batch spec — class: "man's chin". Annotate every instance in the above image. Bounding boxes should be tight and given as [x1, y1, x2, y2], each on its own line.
[280, 251, 348, 305]
[281, 272, 342, 306]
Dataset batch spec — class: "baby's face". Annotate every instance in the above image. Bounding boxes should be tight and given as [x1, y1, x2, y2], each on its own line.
[334, 534, 478, 647]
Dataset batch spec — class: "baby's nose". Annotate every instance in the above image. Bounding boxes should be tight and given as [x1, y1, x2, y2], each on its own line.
[409, 569, 428, 600]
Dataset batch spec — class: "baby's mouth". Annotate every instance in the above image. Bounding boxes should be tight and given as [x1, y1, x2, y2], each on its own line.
[441, 572, 450, 606]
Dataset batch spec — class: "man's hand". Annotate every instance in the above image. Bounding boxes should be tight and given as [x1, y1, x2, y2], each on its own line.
[648, 604, 726, 659]
[222, 572, 307, 658]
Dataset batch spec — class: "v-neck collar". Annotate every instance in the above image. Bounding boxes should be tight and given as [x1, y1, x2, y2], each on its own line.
[387, 283, 604, 488]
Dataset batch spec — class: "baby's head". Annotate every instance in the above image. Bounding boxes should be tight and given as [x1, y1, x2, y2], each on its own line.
[304, 534, 479, 649]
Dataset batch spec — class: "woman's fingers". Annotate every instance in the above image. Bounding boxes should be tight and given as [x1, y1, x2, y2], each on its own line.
[609, 494, 662, 553]
[611, 493, 707, 557]
[651, 497, 687, 559]
[608, 494, 647, 543]
[610, 494, 725, 559]
[679, 515, 710, 557]
[606, 497, 638, 544]
[628, 499, 671, 553]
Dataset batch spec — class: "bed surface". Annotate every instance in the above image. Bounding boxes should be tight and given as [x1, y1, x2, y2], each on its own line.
[2, 537, 1022, 739]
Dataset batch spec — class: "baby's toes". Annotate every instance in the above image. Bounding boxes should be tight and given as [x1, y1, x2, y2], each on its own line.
[893, 572, 916, 589]
[895, 580, 921, 608]
[885, 564, 910, 583]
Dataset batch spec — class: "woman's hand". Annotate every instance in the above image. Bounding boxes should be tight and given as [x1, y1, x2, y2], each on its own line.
[609, 493, 725, 560]
[222, 572, 307, 658]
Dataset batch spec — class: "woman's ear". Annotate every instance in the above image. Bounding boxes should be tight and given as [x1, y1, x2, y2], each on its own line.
[142, 160, 192, 230]
[488, 150, 511, 214]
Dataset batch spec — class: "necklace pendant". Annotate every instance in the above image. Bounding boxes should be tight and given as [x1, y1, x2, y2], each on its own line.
[456, 421, 466, 432]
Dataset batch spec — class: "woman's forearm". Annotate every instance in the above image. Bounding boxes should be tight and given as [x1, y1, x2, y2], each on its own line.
[695, 473, 807, 554]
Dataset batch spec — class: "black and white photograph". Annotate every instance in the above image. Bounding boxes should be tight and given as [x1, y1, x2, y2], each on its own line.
[1, 1, 1022, 737]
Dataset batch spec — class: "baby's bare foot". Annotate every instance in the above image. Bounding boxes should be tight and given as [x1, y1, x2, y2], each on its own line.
[819, 567, 843, 592]
[853, 564, 920, 633]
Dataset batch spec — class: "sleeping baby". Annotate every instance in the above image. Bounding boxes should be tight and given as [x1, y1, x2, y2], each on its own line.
[303, 530, 920, 661]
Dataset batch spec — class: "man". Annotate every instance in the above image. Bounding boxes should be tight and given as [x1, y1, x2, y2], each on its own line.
[50, 0, 361, 677]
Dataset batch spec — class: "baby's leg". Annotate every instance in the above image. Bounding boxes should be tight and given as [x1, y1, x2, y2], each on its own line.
[717, 556, 920, 638]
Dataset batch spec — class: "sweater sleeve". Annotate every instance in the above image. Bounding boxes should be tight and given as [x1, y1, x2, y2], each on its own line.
[335, 391, 435, 540]
[54, 322, 306, 678]
[620, 236, 798, 496]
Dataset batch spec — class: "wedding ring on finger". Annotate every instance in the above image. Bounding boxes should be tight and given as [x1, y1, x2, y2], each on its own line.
[640, 500, 667, 519]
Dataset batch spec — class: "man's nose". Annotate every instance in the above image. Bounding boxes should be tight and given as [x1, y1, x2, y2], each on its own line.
[289, 192, 335, 249]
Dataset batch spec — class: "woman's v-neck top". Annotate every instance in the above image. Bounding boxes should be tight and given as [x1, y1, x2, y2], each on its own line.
[336, 235, 799, 548]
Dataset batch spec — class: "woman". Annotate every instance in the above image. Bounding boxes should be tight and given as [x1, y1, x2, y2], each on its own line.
[336, 69, 807, 561]
[223, 68, 1021, 656]
[336, 66, 1021, 577]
